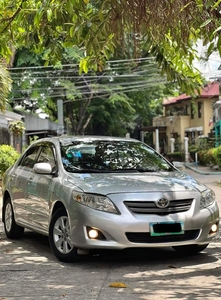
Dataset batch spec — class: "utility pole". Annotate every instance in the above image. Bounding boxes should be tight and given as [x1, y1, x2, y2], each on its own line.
[57, 99, 64, 135]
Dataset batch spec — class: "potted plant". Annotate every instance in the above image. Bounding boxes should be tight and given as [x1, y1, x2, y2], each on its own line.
[8, 120, 25, 136]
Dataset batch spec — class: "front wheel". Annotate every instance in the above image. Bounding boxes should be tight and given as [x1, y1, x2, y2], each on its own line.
[49, 208, 79, 263]
[172, 244, 209, 255]
[3, 197, 24, 239]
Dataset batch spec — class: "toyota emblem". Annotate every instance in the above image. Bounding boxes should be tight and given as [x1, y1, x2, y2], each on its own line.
[156, 198, 170, 208]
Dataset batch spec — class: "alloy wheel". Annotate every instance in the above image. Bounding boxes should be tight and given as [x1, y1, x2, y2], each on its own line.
[53, 216, 73, 254]
[5, 202, 13, 233]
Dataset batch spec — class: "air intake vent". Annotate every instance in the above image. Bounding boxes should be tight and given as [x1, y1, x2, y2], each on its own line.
[124, 199, 193, 215]
[126, 230, 200, 243]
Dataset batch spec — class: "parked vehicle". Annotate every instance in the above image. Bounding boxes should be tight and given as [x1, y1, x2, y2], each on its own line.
[2, 136, 219, 262]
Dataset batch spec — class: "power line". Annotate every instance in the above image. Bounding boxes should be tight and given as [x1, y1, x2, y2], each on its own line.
[10, 77, 167, 97]
[8, 56, 169, 112]
[9, 61, 157, 73]
[8, 56, 156, 70]
[9, 65, 158, 78]
[10, 78, 168, 103]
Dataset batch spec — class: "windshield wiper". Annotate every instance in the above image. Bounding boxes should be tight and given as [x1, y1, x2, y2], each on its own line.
[109, 168, 139, 173]
[71, 168, 104, 173]
[112, 168, 153, 172]
[64, 166, 170, 173]
[136, 168, 156, 172]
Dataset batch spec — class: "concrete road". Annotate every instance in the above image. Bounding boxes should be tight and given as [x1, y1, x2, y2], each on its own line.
[0, 169, 221, 300]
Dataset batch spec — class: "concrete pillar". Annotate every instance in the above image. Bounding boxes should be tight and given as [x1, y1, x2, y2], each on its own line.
[140, 131, 144, 142]
[170, 138, 175, 153]
[57, 99, 64, 126]
[155, 129, 159, 152]
[10, 132, 13, 147]
[57, 99, 64, 135]
[184, 137, 189, 162]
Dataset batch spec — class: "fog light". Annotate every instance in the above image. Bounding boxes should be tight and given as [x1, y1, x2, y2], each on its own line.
[209, 223, 219, 235]
[88, 229, 99, 239]
[211, 224, 218, 233]
[86, 226, 106, 240]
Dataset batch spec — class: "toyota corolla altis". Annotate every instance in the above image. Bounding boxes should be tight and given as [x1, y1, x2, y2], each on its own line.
[2, 136, 219, 262]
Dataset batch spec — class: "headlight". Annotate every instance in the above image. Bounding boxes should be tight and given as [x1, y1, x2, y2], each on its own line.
[72, 192, 119, 214]
[200, 189, 215, 209]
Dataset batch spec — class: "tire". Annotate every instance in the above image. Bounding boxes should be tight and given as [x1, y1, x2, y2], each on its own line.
[49, 207, 79, 263]
[3, 197, 24, 239]
[172, 244, 209, 255]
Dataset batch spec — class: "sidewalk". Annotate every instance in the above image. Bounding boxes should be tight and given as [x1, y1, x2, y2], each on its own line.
[185, 162, 221, 175]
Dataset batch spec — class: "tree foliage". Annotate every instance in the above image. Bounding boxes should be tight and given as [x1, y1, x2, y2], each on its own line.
[10, 46, 177, 136]
[0, 64, 12, 111]
[1, 0, 221, 93]
[0, 144, 20, 178]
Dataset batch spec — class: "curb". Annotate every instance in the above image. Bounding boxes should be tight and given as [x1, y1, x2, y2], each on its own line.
[185, 162, 221, 175]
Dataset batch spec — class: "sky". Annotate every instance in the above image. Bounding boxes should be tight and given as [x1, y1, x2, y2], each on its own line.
[194, 40, 221, 80]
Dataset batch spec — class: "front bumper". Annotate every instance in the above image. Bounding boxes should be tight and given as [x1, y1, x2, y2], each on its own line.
[68, 197, 220, 250]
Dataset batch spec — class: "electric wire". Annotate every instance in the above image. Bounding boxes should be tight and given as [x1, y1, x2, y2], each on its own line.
[12, 55, 215, 106]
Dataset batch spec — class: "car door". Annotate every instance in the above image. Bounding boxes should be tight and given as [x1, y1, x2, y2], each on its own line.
[10, 145, 41, 226]
[26, 142, 56, 233]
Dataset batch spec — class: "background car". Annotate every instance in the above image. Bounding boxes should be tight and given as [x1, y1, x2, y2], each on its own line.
[2, 135, 220, 262]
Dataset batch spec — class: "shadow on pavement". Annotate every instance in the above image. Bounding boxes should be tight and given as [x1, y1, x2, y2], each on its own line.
[1, 228, 221, 300]
[0, 228, 219, 267]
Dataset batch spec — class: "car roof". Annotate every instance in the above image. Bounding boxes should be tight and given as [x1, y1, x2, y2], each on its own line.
[34, 135, 141, 146]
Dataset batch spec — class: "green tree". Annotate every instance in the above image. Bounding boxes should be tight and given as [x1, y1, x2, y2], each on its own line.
[88, 91, 136, 136]
[9, 46, 179, 136]
[9, 48, 53, 114]
[0, 144, 20, 178]
[1, 1, 221, 93]
[0, 64, 12, 111]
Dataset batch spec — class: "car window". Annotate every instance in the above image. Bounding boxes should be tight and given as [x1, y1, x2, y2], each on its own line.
[19, 146, 40, 168]
[61, 140, 174, 172]
[37, 145, 56, 170]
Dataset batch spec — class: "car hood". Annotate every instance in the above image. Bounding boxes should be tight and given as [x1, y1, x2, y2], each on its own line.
[67, 171, 207, 195]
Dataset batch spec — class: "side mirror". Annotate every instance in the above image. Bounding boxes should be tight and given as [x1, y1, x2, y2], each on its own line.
[33, 162, 52, 174]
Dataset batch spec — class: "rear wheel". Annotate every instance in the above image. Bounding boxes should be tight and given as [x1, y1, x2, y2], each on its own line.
[3, 197, 24, 239]
[49, 208, 79, 262]
[172, 244, 209, 255]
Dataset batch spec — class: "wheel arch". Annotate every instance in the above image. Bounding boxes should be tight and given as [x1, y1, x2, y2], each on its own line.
[51, 201, 67, 218]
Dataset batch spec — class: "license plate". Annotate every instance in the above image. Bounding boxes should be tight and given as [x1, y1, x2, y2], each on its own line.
[150, 221, 184, 236]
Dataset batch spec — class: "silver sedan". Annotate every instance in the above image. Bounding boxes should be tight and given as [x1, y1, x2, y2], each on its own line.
[2, 136, 219, 262]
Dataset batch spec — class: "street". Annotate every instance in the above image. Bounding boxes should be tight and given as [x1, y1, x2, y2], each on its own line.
[0, 168, 221, 300]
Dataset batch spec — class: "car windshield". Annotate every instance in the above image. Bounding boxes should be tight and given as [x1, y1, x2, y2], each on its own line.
[60, 140, 174, 173]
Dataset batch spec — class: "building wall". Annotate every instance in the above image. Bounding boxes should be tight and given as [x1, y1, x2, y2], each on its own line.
[20, 112, 58, 132]
[152, 96, 217, 152]
[176, 116, 189, 140]
[202, 99, 214, 135]
[0, 110, 60, 150]
[0, 111, 24, 148]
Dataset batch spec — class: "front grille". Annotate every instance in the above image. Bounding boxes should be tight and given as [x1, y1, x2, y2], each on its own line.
[126, 230, 200, 243]
[124, 199, 193, 215]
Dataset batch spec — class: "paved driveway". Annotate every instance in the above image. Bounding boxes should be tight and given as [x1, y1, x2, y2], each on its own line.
[0, 170, 221, 300]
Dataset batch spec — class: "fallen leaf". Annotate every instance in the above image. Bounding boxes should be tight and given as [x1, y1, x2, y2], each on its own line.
[109, 282, 127, 288]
